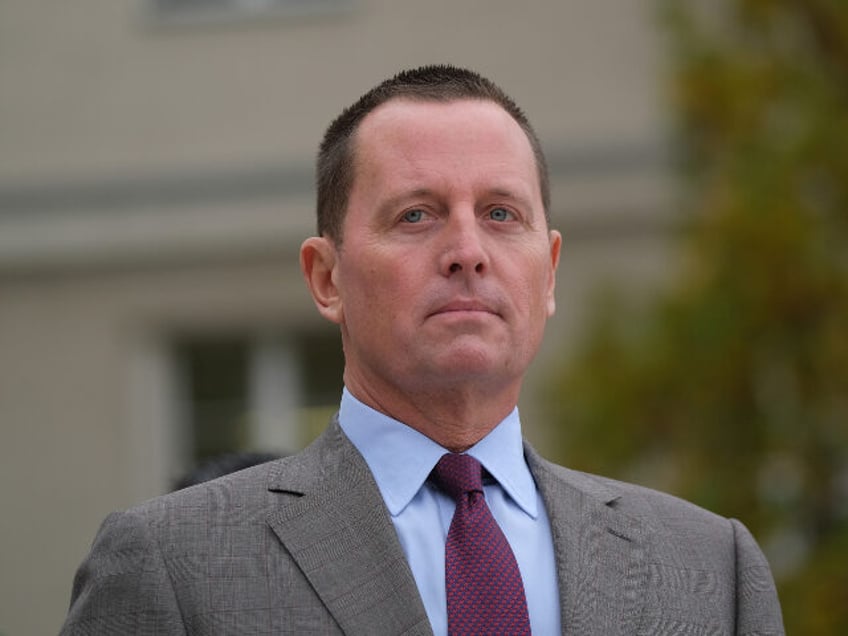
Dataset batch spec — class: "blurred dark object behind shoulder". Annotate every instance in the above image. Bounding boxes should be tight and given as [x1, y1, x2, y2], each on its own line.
[173, 451, 283, 490]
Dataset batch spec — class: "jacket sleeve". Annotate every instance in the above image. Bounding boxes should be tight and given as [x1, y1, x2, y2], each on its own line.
[731, 518, 785, 636]
[60, 510, 187, 635]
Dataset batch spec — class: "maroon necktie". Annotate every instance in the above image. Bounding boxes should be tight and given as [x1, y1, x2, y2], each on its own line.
[433, 453, 531, 635]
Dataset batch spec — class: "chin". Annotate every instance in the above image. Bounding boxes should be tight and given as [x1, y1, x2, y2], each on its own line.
[425, 352, 511, 383]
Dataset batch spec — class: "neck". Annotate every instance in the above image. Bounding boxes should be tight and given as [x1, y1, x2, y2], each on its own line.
[345, 374, 520, 452]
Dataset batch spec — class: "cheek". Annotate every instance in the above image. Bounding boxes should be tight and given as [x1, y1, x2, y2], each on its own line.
[342, 265, 411, 325]
[518, 262, 556, 320]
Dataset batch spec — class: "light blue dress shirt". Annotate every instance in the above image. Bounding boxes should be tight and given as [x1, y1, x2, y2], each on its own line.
[338, 388, 561, 636]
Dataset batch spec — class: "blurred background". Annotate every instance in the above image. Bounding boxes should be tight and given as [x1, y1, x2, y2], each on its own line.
[0, 1, 844, 633]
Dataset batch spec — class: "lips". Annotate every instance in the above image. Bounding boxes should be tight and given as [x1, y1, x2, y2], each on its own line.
[429, 298, 500, 317]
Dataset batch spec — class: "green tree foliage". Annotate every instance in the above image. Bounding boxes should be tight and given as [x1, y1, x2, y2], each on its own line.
[543, 1, 848, 632]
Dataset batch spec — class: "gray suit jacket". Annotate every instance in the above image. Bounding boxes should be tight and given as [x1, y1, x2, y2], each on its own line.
[62, 420, 784, 635]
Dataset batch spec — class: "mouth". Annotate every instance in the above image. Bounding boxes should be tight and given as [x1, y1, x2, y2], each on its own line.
[428, 298, 500, 318]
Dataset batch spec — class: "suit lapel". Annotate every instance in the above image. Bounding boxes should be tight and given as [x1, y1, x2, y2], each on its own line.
[266, 420, 432, 636]
[527, 446, 648, 636]
[264, 422, 647, 635]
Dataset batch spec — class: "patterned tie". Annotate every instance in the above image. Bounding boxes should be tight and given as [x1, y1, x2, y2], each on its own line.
[433, 453, 531, 635]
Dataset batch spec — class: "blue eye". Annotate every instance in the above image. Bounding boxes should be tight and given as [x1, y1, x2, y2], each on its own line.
[489, 207, 512, 222]
[402, 209, 425, 223]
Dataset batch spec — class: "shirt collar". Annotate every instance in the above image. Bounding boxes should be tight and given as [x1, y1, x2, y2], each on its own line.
[338, 387, 538, 519]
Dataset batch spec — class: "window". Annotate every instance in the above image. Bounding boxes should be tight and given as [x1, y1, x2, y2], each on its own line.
[177, 338, 251, 463]
[170, 330, 343, 480]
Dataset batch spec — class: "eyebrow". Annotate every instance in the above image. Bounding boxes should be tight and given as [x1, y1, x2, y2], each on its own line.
[382, 188, 436, 208]
[485, 187, 534, 210]
[381, 186, 533, 208]
[375, 188, 438, 220]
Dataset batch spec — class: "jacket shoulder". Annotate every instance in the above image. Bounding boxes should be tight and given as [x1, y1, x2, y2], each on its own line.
[527, 449, 784, 634]
[528, 448, 732, 534]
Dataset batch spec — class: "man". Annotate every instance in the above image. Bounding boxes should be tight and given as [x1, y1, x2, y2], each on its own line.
[62, 65, 784, 635]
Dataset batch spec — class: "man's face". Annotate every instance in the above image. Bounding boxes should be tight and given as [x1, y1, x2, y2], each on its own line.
[307, 98, 561, 402]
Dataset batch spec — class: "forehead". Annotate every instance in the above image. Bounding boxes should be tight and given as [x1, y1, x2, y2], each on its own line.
[350, 98, 539, 198]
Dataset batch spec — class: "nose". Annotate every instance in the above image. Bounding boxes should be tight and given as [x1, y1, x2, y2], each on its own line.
[440, 212, 489, 277]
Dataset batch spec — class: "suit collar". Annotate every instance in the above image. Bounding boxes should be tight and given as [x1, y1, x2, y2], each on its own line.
[263, 422, 647, 636]
[266, 419, 433, 635]
[526, 443, 648, 636]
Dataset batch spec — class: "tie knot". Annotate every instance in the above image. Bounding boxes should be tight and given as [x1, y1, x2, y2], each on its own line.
[434, 453, 483, 501]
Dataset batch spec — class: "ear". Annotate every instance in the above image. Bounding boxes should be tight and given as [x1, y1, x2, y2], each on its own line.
[545, 229, 562, 317]
[300, 236, 344, 325]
